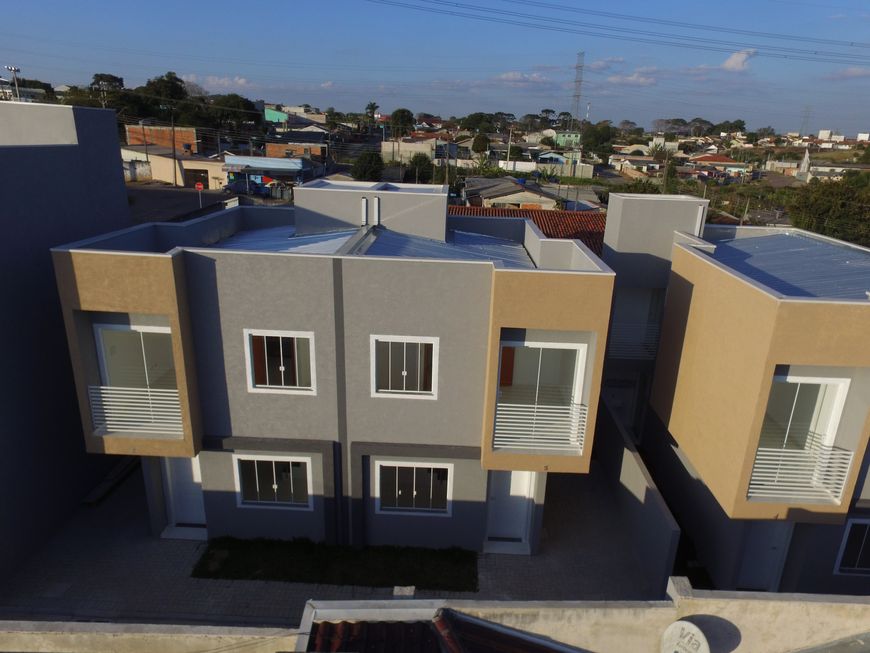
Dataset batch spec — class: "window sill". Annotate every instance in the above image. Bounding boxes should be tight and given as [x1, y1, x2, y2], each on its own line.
[236, 500, 314, 511]
[370, 391, 437, 401]
[247, 386, 317, 396]
[375, 508, 452, 518]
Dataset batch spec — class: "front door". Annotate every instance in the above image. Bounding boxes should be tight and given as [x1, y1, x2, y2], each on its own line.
[162, 456, 207, 537]
[485, 470, 535, 554]
[736, 521, 793, 591]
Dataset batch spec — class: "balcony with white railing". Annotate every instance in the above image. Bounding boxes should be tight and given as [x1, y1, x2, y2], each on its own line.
[88, 385, 183, 437]
[493, 385, 587, 454]
[607, 322, 661, 360]
[494, 402, 587, 453]
[747, 430, 854, 504]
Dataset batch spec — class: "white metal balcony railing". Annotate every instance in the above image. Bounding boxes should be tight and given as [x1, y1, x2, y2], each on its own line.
[88, 385, 183, 436]
[493, 402, 587, 453]
[607, 322, 661, 360]
[747, 430, 854, 504]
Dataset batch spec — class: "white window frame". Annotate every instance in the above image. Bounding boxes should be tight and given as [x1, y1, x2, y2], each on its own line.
[93, 323, 172, 387]
[369, 335, 439, 400]
[834, 518, 870, 576]
[498, 340, 588, 404]
[243, 329, 317, 396]
[231, 454, 314, 511]
[373, 460, 454, 517]
[767, 373, 851, 447]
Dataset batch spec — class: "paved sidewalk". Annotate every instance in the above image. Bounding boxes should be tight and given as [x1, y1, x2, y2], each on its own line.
[0, 468, 653, 627]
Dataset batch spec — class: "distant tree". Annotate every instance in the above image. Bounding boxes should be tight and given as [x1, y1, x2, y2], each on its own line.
[688, 117, 714, 136]
[540, 108, 556, 121]
[558, 111, 574, 130]
[351, 151, 384, 181]
[539, 136, 556, 147]
[508, 145, 524, 160]
[756, 126, 776, 139]
[15, 77, 56, 101]
[618, 119, 638, 135]
[619, 179, 662, 195]
[365, 101, 379, 133]
[786, 172, 870, 247]
[520, 113, 542, 132]
[461, 112, 495, 133]
[663, 158, 679, 193]
[860, 148, 870, 164]
[210, 93, 260, 131]
[471, 133, 490, 153]
[90, 73, 124, 91]
[649, 144, 668, 163]
[183, 80, 208, 97]
[390, 108, 414, 137]
[407, 152, 434, 183]
[140, 71, 187, 101]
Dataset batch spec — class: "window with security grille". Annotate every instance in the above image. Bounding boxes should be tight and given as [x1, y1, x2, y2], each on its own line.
[245, 330, 314, 393]
[376, 462, 450, 514]
[236, 456, 310, 508]
[371, 336, 438, 397]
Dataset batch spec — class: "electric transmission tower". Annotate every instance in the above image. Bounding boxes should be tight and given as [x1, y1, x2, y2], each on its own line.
[571, 51, 584, 132]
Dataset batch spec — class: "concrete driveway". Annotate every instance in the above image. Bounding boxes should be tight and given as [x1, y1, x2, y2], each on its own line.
[0, 465, 653, 627]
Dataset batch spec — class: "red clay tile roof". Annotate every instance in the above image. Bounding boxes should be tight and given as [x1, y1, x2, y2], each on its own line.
[448, 205, 606, 255]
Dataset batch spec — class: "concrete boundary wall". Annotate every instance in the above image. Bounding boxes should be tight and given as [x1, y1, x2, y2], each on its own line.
[0, 621, 299, 653]
[595, 399, 680, 597]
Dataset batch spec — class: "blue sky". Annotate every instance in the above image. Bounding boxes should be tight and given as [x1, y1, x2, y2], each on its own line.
[3, 0, 870, 134]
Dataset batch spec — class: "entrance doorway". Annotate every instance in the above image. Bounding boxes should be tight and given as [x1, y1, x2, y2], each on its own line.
[162, 456, 207, 540]
[485, 470, 536, 554]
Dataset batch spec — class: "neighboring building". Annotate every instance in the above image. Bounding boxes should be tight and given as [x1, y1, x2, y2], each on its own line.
[380, 138, 456, 164]
[688, 154, 750, 176]
[647, 224, 870, 593]
[554, 131, 582, 148]
[264, 131, 330, 162]
[51, 179, 620, 555]
[858, 133, 870, 142]
[223, 153, 324, 185]
[463, 177, 564, 210]
[125, 124, 217, 156]
[0, 81, 47, 102]
[818, 129, 833, 140]
[121, 145, 227, 188]
[0, 102, 133, 578]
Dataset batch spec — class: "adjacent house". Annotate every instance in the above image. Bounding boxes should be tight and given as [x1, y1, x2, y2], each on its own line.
[463, 177, 564, 210]
[0, 102, 134, 578]
[647, 224, 870, 593]
[51, 180, 618, 555]
[120, 145, 227, 188]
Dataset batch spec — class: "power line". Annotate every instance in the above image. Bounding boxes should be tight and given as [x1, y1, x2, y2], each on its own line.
[366, 0, 870, 65]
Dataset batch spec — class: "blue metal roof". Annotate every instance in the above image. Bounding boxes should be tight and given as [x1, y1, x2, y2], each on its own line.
[364, 229, 534, 269]
[224, 155, 304, 172]
[704, 233, 870, 300]
[211, 226, 356, 254]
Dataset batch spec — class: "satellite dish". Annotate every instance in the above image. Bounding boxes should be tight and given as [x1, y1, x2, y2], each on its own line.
[661, 620, 710, 653]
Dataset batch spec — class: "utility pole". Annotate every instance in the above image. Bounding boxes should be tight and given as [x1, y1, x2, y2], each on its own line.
[505, 128, 513, 172]
[139, 120, 150, 163]
[5, 65, 20, 101]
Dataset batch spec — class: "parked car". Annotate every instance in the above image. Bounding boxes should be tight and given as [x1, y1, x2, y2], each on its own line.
[223, 179, 271, 197]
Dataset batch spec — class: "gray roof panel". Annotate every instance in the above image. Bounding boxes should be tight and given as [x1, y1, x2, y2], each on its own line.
[364, 229, 534, 269]
[703, 232, 870, 300]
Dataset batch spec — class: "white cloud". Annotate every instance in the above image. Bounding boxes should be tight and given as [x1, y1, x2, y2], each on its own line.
[607, 70, 656, 86]
[721, 49, 757, 72]
[827, 66, 870, 80]
[181, 73, 198, 83]
[203, 75, 251, 89]
[587, 57, 625, 72]
[320, 81, 334, 89]
[495, 71, 551, 86]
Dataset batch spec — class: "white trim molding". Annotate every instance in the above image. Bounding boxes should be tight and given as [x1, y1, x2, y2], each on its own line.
[243, 328, 317, 396]
[373, 460, 454, 517]
[369, 335, 439, 400]
[834, 518, 870, 576]
[231, 453, 314, 511]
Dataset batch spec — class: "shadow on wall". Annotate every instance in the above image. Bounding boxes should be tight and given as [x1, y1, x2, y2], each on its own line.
[594, 399, 681, 597]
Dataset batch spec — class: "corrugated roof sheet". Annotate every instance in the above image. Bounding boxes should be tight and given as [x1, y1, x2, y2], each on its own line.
[365, 229, 534, 268]
[448, 206, 606, 255]
[704, 232, 870, 299]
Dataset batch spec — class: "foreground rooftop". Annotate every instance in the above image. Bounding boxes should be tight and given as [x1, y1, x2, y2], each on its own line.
[700, 227, 870, 300]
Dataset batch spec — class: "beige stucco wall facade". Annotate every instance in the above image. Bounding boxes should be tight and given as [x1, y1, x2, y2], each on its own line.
[481, 269, 614, 473]
[651, 244, 870, 519]
[52, 249, 201, 457]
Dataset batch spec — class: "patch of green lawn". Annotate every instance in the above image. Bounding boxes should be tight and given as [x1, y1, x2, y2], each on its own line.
[192, 537, 478, 592]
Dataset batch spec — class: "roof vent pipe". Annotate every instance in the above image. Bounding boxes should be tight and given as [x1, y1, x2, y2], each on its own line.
[374, 196, 381, 226]
[361, 197, 368, 226]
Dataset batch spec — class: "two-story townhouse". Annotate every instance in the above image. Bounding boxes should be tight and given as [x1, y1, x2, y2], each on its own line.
[646, 224, 870, 593]
[52, 180, 615, 554]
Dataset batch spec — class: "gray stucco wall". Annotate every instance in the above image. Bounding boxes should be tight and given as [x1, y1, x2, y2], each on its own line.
[199, 447, 328, 542]
[183, 251, 340, 440]
[339, 257, 493, 448]
[780, 515, 870, 595]
[353, 444, 488, 550]
[0, 103, 131, 579]
[604, 194, 708, 289]
[295, 188, 448, 241]
[641, 412, 748, 589]
[597, 401, 680, 595]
